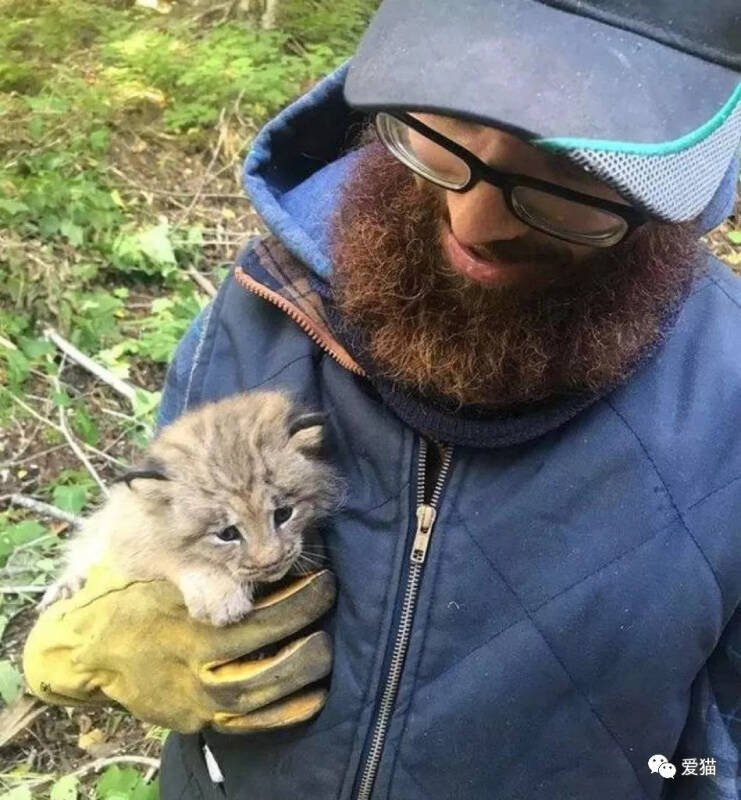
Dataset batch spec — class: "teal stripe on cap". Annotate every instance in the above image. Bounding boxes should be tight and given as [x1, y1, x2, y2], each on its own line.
[535, 82, 741, 155]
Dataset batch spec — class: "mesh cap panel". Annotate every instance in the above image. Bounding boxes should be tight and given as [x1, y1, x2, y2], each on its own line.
[542, 91, 741, 222]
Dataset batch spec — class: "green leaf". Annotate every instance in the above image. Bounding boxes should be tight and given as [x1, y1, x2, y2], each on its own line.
[96, 766, 146, 800]
[53, 484, 87, 515]
[186, 225, 203, 245]
[2, 350, 31, 387]
[0, 198, 29, 215]
[139, 222, 176, 267]
[60, 219, 85, 246]
[72, 406, 100, 446]
[0, 786, 32, 800]
[89, 128, 110, 152]
[131, 389, 161, 419]
[0, 660, 23, 704]
[18, 337, 54, 361]
[52, 390, 73, 408]
[50, 775, 79, 800]
[132, 778, 159, 800]
[0, 520, 47, 565]
[39, 214, 61, 237]
[727, 230, 741, 245]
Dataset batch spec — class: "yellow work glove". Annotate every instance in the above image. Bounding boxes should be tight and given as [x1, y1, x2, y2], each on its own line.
[22, 564, 335, 734]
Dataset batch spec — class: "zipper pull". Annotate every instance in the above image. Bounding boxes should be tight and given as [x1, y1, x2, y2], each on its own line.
[411, 503, 437, 564]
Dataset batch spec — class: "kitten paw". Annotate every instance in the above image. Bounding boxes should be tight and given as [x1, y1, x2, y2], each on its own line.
[39, 575, 85, 610]
[180, 573, 254, 627]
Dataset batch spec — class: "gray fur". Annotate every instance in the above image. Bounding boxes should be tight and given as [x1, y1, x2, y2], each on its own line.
[40, 391, 344, 626]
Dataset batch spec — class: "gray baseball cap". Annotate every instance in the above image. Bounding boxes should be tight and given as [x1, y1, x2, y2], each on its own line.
[344, 0, 741, 222]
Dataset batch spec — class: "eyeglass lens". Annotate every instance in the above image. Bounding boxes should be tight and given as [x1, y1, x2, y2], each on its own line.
[375, 113, 628, 247]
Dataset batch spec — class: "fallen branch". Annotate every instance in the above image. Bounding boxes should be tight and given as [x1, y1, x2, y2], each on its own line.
[0, 443, 67, 469]
[27, 755, 160, 787]
[186, 266, 217, 297]
[0, 694, 45, 749]
[44, 327, 138, 403]
[53, 364, 108, 497]
[9, 494, 80, 526]
[176, 107, 228, 227]
[2, 391, 127, 472]
[0, 585, 48, 595]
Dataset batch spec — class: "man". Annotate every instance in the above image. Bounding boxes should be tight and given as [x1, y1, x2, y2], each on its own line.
[24, 0, 741, 798]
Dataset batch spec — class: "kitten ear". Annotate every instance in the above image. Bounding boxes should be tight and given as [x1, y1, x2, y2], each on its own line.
[288, 412, 327, 455]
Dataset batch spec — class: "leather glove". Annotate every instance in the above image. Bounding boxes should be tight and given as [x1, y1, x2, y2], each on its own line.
[22, 564, 335, 734]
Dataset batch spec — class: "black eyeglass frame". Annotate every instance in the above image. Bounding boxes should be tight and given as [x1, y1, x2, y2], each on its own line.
[374, 111, 649, 248]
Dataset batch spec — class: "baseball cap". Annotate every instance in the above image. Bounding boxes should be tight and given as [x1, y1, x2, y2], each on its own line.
[344, 0, 741, 223]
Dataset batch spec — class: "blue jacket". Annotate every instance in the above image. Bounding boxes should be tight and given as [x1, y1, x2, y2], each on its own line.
[157, 65, 741, 800]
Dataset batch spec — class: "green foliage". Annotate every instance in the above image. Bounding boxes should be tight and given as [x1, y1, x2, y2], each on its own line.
[50, 776, 79, 800]
[52, 483, 89, 515]
[96, 767, 158, 800]
[0, 660, 23, 705]
[0, 518, 48, 567]
[0, 785, 32, 800]
[105, 21, 342, 131]
[45, 469, 100, 509]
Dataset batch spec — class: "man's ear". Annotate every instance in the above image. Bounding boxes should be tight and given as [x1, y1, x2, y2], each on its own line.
[288, 412, 327, 455]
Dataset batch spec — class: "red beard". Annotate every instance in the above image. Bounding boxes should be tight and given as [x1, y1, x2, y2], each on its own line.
[329, 143, 704, 412]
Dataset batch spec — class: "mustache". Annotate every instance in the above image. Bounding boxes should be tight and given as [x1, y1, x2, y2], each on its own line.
[468, 234, 575, 267]
[433, 193, 576, 271]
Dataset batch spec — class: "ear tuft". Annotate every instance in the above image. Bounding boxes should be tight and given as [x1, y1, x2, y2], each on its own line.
[288, 412, 327, 455]
[111, 459, 170, 490]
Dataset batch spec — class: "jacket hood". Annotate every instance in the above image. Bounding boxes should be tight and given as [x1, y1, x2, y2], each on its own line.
[243, 61, 360, 284]
[243, 62, 739, 284]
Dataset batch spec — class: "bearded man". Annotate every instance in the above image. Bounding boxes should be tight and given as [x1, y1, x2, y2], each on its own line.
[24, 0, 741, 798]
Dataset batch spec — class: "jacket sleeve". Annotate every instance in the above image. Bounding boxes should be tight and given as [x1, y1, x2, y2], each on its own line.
[156, 303, 215, 430]
[667, 607, 740, 799]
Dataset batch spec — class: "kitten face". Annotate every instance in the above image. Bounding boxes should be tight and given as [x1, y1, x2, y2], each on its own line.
[137, 391, 343, 583]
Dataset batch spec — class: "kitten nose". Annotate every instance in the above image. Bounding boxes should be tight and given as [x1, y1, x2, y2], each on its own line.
[251, 541, 284, 567]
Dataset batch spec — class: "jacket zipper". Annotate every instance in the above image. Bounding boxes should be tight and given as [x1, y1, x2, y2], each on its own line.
[234, 262, 453, 797]
[233, 266, 366, 376]
[355, 438, 453, 800]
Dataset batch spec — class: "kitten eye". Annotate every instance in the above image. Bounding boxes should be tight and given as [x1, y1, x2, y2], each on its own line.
[216, 525, 242, 542]
[273, 506, 293, 527]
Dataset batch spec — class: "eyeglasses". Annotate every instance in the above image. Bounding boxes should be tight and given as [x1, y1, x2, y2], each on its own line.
[374, 112, 647, 248]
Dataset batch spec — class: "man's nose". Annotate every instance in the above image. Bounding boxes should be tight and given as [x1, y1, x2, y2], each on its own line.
[446, 181, 530, 247]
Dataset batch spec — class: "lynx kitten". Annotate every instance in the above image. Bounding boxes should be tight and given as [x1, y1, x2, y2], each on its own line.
[41, 391, 343, 626]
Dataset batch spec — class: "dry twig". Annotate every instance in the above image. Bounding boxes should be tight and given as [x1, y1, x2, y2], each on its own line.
[52, 359, 108, 497]
[9, 494, 81, 526]
[176, 107, 228, 227]
[28, 755, 161, 786]
[44, 328, 138, 403]
[0, 585, 48, 595]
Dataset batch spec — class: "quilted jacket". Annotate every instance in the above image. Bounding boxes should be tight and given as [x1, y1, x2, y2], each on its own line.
[156, 65, 741, 800]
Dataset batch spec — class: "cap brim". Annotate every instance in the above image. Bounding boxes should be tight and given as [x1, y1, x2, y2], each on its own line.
[344, 0, 739, 146]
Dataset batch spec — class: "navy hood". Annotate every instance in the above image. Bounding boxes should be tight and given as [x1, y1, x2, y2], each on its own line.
[243, 61, 739, 282]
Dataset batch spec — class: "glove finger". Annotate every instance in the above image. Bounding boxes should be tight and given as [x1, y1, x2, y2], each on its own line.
[202, 570, 336, 663]
[202, 631, 332, 711]
[212, 686, 328, 733]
